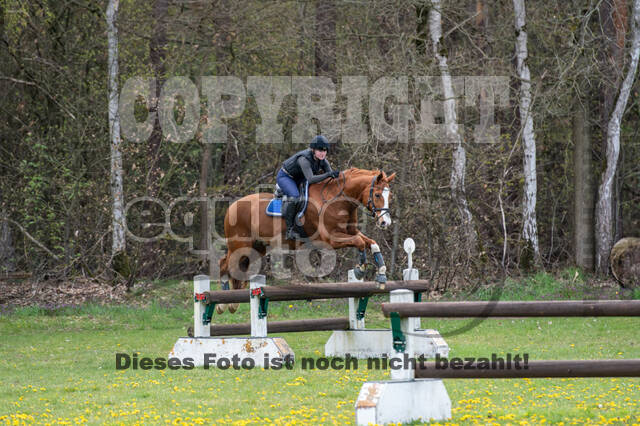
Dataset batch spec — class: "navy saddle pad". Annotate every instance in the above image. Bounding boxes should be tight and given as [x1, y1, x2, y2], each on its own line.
[266, 198, 283, 216]
[265, 182, 309, 217]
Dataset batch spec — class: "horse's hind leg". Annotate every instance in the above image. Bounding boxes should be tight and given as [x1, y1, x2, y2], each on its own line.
[216, 252, 252, 314]
[226, 241, 265, 313]
[226, 277, 245, 314]
[215, 254, 232, 314]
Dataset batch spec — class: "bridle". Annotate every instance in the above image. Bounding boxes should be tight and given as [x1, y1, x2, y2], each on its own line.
[366, 176, 391, 219]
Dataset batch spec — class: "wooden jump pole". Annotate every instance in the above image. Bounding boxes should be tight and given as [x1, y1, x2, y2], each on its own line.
[187, 317, 351, 337]
[415, 359, 640, 378]
[382, 300, 640, 318]
[202, 279, 432, 304]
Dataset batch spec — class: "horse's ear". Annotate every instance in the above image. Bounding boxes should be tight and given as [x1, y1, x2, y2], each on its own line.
[386, 172, 397, 182]
[376, 172, 384, 183]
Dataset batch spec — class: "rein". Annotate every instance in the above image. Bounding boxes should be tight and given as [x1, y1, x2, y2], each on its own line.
[320, 171, 346, 205]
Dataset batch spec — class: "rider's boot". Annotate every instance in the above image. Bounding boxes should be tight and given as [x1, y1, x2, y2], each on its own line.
[293, 197, 308, 237]
[284, 199, 306, 241]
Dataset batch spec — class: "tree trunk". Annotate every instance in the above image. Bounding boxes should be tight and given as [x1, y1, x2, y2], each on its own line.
[0, 208, 15, 273]
[596, 0, 640, 274]
[377, 3, 394, 57]
[315, 0, 336, 79]
[147, 0, 168, 197]
[600, 0, 628, 244]
[107, 0, 126, 256]
[513, 0, 540, 264]
[475, 0, 492, 134]
[475, 0, 488, 30]
[199, 143, 212, 253]
[573, 103, 595, 270]
[428, 0, 478, 254]
[416, 4, 428, 55]
[615, 150, 624, 242]
[202, 0, 233, 267]
[385, 3, 416, 275]
[390, 105, 411, 276]
[600, 0, 628, 124]
[207, 1, 240, 184]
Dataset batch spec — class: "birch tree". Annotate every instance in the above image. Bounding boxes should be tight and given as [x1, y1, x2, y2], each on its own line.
[596, 0, 640, 274]
[513, 0, 540, 262]
[428, 0, 477, 252]
[107, 0, 126, 257]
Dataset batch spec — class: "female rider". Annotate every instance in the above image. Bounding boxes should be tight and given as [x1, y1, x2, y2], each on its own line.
[276, 135, 340, 240]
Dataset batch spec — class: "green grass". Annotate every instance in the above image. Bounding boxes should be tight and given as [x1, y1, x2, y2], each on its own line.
[451, 268, 629, 302]
[1, 275, 639, 425]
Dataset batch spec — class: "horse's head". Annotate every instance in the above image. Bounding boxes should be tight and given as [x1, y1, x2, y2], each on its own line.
[363, 171, 396, 229]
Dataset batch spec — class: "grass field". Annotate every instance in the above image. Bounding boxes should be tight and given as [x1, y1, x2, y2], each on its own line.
[1, 272, 639, 425]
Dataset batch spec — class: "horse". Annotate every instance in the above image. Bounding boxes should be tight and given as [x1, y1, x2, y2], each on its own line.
[217, 168, 396, 313]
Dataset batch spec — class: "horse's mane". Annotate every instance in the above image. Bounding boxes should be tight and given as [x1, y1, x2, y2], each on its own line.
[315, 167, 379, 194]
[343, 167, 380, 177]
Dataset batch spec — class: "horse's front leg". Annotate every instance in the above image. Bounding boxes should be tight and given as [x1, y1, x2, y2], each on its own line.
[356, 232, 387, 284]
[347, 228, 386, 284]
[353, 249, 367, 280]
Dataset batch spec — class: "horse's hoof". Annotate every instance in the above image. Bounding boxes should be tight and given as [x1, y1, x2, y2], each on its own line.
[228, 303, 239, 314]
[215, 304, 227, 314]
[353, 266, 365, 280]
[375, 274, 387, 288]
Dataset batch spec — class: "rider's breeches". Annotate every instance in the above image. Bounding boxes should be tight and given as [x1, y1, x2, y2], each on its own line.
[277, 169, 301, 198]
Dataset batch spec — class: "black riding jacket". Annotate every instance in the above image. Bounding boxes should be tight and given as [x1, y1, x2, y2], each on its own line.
[282, 149, 333, 184]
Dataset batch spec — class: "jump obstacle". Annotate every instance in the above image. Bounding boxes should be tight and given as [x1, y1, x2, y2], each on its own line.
[354, 294, 640, 425]
[169, 238, 640, 425]
[170, 240, 448, 366]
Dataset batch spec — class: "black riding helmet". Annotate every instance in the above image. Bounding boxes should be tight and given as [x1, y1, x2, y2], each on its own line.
[309, 135, 330, 152]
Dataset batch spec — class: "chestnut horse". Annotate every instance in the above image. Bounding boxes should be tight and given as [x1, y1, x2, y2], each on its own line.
[217, 168, 396, 313]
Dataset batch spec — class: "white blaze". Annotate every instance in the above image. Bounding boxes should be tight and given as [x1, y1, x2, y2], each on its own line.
[381, 188, 391, 226]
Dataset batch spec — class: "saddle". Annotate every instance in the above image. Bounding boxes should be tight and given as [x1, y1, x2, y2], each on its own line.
[265, 181, 309, 217]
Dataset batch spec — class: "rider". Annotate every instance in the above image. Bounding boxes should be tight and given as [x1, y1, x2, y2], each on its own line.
[277, 135, 340, 240]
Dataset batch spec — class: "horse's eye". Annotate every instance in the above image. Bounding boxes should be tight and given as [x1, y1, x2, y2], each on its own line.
[375, 194, 381, 198]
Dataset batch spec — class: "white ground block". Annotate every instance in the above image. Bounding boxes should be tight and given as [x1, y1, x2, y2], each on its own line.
[170, 337, 294, 368]
[355, 379, 452, 425]
[325, 328, 449, 359]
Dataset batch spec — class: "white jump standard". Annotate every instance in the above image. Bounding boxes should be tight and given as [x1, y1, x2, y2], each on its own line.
[170, 275, 294, 368]
[354, 288, 452, 425]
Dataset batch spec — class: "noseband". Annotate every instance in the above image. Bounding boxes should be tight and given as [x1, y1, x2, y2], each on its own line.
[366, 176, 391, 219]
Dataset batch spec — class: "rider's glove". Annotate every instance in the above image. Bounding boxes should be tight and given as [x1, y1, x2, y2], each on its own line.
[330, 170, 340, 178]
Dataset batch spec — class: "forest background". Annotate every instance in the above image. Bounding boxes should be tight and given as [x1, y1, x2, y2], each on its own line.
[1, 0, 639, 291]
